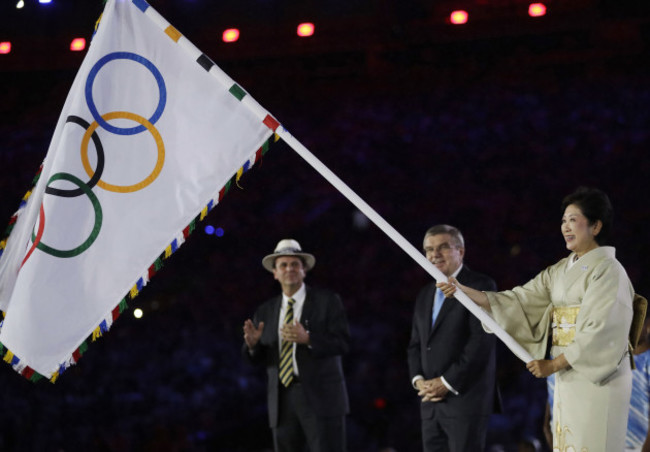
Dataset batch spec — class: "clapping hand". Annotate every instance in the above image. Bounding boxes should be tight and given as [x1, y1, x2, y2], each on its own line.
[281, 320, 310, 345]
[243, 319, 264, 349]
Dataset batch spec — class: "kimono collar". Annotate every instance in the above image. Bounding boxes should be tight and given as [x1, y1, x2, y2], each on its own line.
[564, 246, 615, 284]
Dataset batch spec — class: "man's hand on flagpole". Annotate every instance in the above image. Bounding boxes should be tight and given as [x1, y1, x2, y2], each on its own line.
[243, 319, 264, 349]
[437, 277, 492, 313]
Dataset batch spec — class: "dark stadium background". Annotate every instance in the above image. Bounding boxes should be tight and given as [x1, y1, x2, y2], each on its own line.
[0, 0, 649, 450]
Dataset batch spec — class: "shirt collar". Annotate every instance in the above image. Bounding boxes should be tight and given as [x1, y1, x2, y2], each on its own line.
[283, 283, 306, 306]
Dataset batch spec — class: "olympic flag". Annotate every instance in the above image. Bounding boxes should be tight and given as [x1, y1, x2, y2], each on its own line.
[0, 0, 277, 380]
[0, 0, 534, 381]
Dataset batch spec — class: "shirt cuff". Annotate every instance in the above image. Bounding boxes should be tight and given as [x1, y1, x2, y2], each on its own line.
[441, 376, 459, 395]
[412, 375, 424, 389]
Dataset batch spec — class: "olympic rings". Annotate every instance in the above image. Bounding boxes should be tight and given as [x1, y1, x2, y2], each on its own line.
[34, 172, 103, 259]
[45, 115, 106, 198]
[23, 50, 166, 264]
[80, 111, 165, 193]
[85, 51, 166, 136]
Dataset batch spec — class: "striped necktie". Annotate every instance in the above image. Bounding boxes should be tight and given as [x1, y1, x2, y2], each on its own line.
[279, 298, 296, 387]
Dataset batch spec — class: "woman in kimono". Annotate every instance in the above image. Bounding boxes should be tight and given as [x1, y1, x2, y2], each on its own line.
[438, 187, 634, 452]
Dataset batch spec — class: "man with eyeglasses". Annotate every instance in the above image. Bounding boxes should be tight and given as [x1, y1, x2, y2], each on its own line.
[407, 224, 499, 452]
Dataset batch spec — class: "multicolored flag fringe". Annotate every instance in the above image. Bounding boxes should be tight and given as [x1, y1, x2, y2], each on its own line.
[0, 0, 281, 382]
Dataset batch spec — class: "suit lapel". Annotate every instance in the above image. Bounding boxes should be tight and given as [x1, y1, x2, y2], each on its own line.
[431, 295, 452, 335]
[302, 286, 313, 331]
[424, 284, 439, 339]
[270, 295, 282, 349]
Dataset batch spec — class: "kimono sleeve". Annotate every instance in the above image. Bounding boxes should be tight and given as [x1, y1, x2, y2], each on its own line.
[485, 265, 555, 360]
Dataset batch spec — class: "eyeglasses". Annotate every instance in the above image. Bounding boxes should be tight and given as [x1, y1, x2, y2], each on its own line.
[423, 243, 458, 254]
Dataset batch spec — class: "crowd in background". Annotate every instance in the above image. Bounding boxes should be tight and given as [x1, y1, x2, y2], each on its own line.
[0, 30, 649, 451]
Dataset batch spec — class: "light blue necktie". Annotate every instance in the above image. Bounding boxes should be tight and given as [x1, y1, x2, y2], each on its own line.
[432, 288, 445, 326]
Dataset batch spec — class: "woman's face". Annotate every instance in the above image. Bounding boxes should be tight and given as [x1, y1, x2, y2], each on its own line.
[561, 204, 601, 257]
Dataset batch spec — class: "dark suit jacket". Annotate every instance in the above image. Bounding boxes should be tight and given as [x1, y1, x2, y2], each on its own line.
[243, 285, 350, 428]
[407, 265, 498, 419]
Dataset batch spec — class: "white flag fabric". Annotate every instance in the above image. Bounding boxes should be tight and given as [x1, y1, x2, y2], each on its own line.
[0, 0, 277, 381]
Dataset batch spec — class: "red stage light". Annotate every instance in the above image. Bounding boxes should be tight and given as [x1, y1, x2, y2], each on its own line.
[70, 38, 86, 51]
[222, 28, 240, 43]
[528, 3, 547, 17]
[297, 22, 315, 37]
[0, 42, 11, 54]
[450, 10, 469, 25]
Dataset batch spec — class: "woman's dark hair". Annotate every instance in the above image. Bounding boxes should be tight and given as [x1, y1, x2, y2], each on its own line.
[561, 186, 613, 245]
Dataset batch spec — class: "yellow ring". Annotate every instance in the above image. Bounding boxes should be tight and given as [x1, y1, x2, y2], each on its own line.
[81, 111, 165, 193]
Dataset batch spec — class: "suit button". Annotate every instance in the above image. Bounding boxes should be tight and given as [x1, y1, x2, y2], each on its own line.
[427, 347, 431, 351]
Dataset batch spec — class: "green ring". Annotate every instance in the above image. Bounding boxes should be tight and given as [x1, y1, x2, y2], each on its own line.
[34, 172, 103, 258]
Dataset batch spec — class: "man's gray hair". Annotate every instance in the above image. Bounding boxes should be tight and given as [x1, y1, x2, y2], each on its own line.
[424, 224, 465, 248]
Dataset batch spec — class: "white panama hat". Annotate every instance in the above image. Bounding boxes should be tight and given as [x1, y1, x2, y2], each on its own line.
[262, 239, 316, 272]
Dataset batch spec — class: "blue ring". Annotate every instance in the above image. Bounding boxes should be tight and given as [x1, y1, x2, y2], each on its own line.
[85, 52, 166, 136]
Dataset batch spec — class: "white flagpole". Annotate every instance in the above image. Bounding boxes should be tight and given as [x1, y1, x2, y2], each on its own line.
[126, 0, 532, 363]
[275, 126, 534, 364]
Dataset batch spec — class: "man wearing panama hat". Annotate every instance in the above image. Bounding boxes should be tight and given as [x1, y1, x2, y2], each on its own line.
[243, 239, 350, 452]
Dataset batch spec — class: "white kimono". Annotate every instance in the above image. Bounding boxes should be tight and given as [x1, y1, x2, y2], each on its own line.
[486, 246, 634, 452]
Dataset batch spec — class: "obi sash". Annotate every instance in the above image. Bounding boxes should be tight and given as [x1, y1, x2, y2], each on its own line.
[551, 306, 580, 347]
